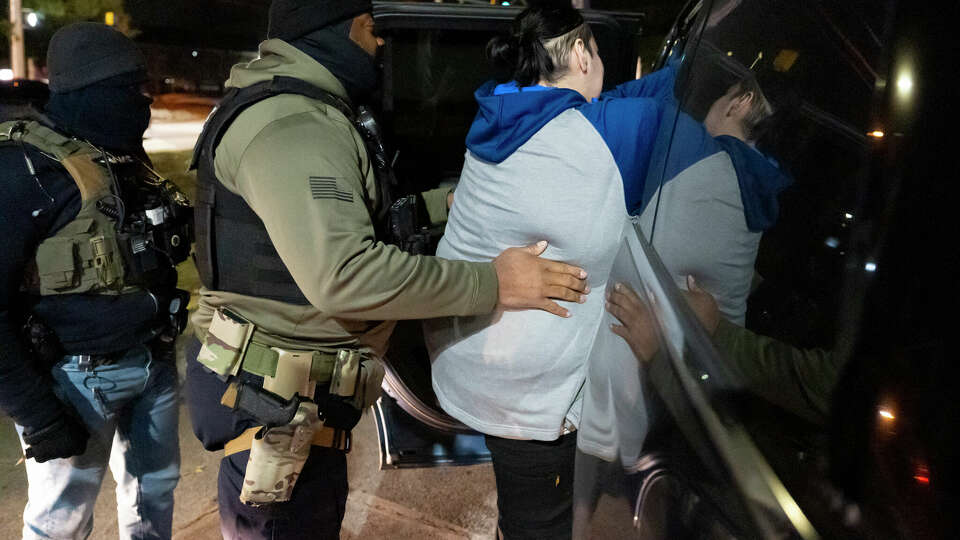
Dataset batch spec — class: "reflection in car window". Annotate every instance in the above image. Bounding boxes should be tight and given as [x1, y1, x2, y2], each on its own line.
[630, 0, 901, 536]
[645, 0, 883, 350]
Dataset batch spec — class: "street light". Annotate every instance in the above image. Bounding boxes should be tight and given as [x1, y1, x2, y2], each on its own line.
[25, 11, 38, 28]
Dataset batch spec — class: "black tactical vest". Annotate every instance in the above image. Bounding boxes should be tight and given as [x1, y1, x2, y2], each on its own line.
[191, 76, 367, 305]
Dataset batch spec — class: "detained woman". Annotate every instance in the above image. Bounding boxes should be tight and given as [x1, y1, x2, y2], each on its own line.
[423, 5, 664, 539]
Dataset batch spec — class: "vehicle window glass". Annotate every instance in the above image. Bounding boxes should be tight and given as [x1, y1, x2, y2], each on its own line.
[642, 0, 881, 345]
[626, 0, 891, 535]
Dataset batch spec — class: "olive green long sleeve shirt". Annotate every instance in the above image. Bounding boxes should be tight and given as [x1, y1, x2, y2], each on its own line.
[191, 40, 497, 356]
[712, 318, 841, 424]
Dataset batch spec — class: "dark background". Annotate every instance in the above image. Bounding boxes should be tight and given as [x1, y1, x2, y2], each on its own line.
[124, 0, 684, 94]
[7, 1, 683, 94]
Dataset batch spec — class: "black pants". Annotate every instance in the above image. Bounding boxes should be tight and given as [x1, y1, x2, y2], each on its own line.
[485, 432, 577, 540]
[184, 337, 349, 540]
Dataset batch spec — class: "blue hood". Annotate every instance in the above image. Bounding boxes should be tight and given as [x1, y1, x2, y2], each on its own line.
[714, 135, 793, 231]
[638, 103, 792, 231]
[465, 80, 586, 163]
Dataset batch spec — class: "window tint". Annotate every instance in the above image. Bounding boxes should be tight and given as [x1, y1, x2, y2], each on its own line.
[629, 0, 909, 536]
[643, 0, 883, 348]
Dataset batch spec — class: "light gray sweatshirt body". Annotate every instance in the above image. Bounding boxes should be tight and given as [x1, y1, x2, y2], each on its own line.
[424, 109, 628, 441]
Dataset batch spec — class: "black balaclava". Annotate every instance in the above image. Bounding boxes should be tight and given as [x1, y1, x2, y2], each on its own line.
[45, 72, 152, 154]
[44, 23, 151, 154]
[268, 0, 378, 102]
[290, 19, 379, 102]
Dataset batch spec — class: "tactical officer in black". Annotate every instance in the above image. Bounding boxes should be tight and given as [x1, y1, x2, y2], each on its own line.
[0, 23, 191, 540]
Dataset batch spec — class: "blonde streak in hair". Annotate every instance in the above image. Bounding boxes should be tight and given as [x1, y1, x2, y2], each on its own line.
[743, 90, 774, 141]
[541, 24, 592, 83]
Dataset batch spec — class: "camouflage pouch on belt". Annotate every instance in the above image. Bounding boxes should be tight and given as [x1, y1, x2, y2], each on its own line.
[239, 401, 322, 506]
[238, 346, 320, 505]
[331, 350, 385, 410]
[198, 308, 254, 377]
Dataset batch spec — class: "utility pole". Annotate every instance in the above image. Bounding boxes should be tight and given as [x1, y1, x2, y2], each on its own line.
[9, 0, 26, 78]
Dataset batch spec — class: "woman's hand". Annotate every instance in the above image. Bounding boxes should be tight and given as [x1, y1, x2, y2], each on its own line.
[606, 282, 660, 363]
[606, 276, 721, 363]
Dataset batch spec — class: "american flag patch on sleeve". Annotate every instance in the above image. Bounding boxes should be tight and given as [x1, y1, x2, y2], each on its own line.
[309, 176, 354, 203]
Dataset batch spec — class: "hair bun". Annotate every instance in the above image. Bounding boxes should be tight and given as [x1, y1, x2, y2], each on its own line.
[486, 6, 583, 87]
[486, 33, 520, 72]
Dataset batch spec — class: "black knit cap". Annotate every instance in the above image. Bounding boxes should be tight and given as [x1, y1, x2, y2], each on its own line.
[268, 0, 373, 42]
[46, 22, 146, 93]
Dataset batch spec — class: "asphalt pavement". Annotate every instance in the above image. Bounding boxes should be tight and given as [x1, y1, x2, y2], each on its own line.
[0, 399, 498, 539]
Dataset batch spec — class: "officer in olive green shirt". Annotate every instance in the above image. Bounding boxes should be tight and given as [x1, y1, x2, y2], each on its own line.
[185, 1, 590, 538]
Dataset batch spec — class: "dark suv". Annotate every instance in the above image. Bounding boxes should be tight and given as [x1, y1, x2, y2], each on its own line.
[571, 1, 955, 539]
[375, 1, 954, 538]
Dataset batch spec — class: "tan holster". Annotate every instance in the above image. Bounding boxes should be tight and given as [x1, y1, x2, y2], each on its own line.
[227, 345, 370, 506]
[202, 309, 383, 506]
[235, 347, 320, 506]
[238, 402, 319, 506]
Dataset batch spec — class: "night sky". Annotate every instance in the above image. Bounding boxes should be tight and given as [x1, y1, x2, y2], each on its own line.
[127, 0, 270, 50]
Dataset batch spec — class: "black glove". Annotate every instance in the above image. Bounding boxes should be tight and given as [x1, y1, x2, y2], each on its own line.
[153, 288, 190, 344]
[22, 414, 90, 463]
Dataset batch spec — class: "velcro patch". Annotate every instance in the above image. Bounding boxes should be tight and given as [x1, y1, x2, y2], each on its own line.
[309, 177, 353, 203]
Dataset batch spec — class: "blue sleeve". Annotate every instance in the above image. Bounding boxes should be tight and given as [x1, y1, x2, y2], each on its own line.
[579, 98, 661, 214]
[600, 65, 678, 104]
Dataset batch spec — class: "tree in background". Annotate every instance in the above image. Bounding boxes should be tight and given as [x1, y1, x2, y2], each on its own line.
[3, 0, 137, 74]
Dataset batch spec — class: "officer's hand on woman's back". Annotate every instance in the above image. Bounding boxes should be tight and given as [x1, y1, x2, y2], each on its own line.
[22, 414, 90, 463]
[493, 240, 589, 318]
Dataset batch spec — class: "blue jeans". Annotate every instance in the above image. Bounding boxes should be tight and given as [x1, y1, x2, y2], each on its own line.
[16, 345, 181, 540]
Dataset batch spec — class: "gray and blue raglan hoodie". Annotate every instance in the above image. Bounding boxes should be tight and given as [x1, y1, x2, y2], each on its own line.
[424, 80, 660, 441]
[627, 65, 793, 324]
